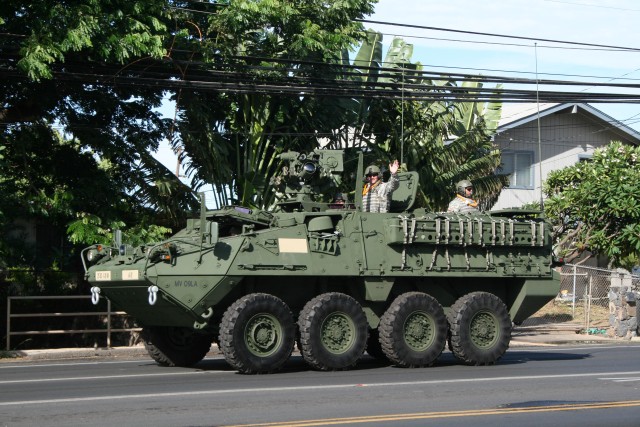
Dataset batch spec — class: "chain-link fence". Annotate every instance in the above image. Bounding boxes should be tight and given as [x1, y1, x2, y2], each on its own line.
[520, 264, 640, 336]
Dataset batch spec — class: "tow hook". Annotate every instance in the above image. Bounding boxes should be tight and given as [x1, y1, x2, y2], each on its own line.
[90, 286, 101, 305]
[148, 285, 159, 305]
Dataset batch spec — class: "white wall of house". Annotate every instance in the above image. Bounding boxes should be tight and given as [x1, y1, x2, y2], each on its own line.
[491, 105, 639, 210]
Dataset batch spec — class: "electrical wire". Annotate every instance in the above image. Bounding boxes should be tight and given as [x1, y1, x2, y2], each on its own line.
[1, 63, 639, 105]
[364, 30, 640, 53]
[541, 0, 640, 12]
[3, 46, 637, 95]
[357, 19, 640, 52]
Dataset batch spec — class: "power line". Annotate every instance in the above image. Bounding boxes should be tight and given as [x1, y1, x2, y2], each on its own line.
[357, 19, 640, 52]
[159, 4, 640, 53]
[2, 62, 640, 104]
[2, 31, 640, 105]
[542, 0, 640, 12]
[57, 48, 640, 92]
[370, 30, 638, 53]
[165, 48, 640, 83]
[3, 20, 640, 82]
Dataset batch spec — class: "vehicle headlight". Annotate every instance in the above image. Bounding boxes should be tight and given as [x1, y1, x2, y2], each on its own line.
[87, 245, 105, 264]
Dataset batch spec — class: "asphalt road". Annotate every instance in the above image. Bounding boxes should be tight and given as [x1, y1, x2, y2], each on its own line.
[2, 344, 640, 427]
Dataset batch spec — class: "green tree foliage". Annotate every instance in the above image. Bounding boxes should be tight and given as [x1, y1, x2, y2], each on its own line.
[0, 125, 174, 270]
[2, 1, 196, 215]
[320, 34, 508, 210]
[1, 0, 378, 273]
[1, 0, 507, 278]
[1, 1, 198, 272]
[544, 142, 640, 268]
[171, 0, 377, 209]
[12, 1, 167, 81]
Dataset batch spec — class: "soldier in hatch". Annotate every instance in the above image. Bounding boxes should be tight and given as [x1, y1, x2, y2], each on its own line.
[447, 179, 479, 213]
[330, 193, 346, 209]
[362, 160, 400, 213]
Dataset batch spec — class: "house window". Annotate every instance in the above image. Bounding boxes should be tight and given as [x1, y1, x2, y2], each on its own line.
[501, 151, 534, 189]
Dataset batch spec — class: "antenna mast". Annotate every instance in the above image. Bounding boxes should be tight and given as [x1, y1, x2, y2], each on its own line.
[401, 66, 405, 166]
[535, 43, 544, 210]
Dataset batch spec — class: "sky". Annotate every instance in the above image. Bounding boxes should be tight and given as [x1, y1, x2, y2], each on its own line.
[156, 0, 640, 196]
[364, 0, 640, 126]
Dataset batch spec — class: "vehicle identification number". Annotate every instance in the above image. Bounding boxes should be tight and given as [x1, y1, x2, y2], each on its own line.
[95, 271, 112, 281]
[122, 270, 139, 280]
[174, 280, 200, 287]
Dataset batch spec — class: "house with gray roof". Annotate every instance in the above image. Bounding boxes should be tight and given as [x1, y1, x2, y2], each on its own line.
[492, 103, 640, 210]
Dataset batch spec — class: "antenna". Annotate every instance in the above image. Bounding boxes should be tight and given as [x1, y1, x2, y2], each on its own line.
[535, 43, 544, 210]
[401, 66, 405, 166]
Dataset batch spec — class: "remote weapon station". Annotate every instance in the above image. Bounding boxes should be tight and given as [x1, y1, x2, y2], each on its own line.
[83, 149, 561, 373]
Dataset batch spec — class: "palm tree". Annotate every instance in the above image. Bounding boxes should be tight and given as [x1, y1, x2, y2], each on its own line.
[171, 26, 508, 212]
[321, 32, 509, 211]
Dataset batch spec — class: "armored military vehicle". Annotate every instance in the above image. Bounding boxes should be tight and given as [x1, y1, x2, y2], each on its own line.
[83, 149, 561, 373]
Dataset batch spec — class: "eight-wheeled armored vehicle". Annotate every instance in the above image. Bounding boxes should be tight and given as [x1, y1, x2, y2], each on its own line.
[83, 149, 561, 373]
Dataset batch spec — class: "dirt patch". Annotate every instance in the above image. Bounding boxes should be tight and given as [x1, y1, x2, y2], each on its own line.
[521, 299, 610, 328]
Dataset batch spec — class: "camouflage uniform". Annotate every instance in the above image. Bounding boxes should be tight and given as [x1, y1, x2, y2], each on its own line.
[447, 195, 478, 213]
[362, 174, 399, 213]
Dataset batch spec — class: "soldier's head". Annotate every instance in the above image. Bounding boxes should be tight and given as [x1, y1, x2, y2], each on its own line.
[364, 164, 381, 184]
[456, 179, 473, 197]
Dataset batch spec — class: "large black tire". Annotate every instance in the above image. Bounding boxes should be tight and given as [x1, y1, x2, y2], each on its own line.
[142, 326, 214, 367]
[448, 291, 512, 365]
[298, 292, 368, 371]
[218, 293, 295, 374]
[379, 292, 447, 368]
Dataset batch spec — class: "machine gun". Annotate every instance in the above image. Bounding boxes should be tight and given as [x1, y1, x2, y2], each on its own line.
[274, 149, 345, 212]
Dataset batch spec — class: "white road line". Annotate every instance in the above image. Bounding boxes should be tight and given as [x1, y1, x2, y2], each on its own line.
[511, 345, 640, 352]
[2, 345, 637, 369]
[599, 377, 640, 382]
[0, 360, 150, 369]
[0, 356, 223, 369]
[2, 370, 640, 407]
[0, 370, 226, 385]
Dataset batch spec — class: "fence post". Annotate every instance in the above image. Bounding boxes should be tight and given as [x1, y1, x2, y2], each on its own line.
[572, 264, 577, 318]
[107, 299, 112, 348]
[585, 275, 593, 331]
[5, 297, 10, 351]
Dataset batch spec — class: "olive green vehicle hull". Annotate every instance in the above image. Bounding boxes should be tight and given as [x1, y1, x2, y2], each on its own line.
[85, 208, 560, 371]
[84, 149, 560, 373]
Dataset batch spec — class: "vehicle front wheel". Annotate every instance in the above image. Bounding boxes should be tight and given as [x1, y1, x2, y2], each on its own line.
[142, 326, 213, 367]
[218, 293, 295, 374]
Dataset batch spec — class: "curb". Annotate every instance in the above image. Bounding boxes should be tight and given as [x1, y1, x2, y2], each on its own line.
[3, 336, 638, 363]
[510, 334, 640, 347]
[1, 346, 150, 362]
[1, 345, 226, 363]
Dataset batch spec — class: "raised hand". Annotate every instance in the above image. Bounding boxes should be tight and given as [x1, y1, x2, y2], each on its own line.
[389, 159, 399, 174]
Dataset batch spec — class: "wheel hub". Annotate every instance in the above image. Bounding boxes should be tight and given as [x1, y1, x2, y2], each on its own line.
[469, 311, 499, 349]
[321, 312, 355, 353]
[245, 313, 281, 356]
[404, 311, 434, 351]
[166, 327, 194, 349]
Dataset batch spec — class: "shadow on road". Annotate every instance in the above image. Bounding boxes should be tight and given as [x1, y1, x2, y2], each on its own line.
[176, 348, 592, 375]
